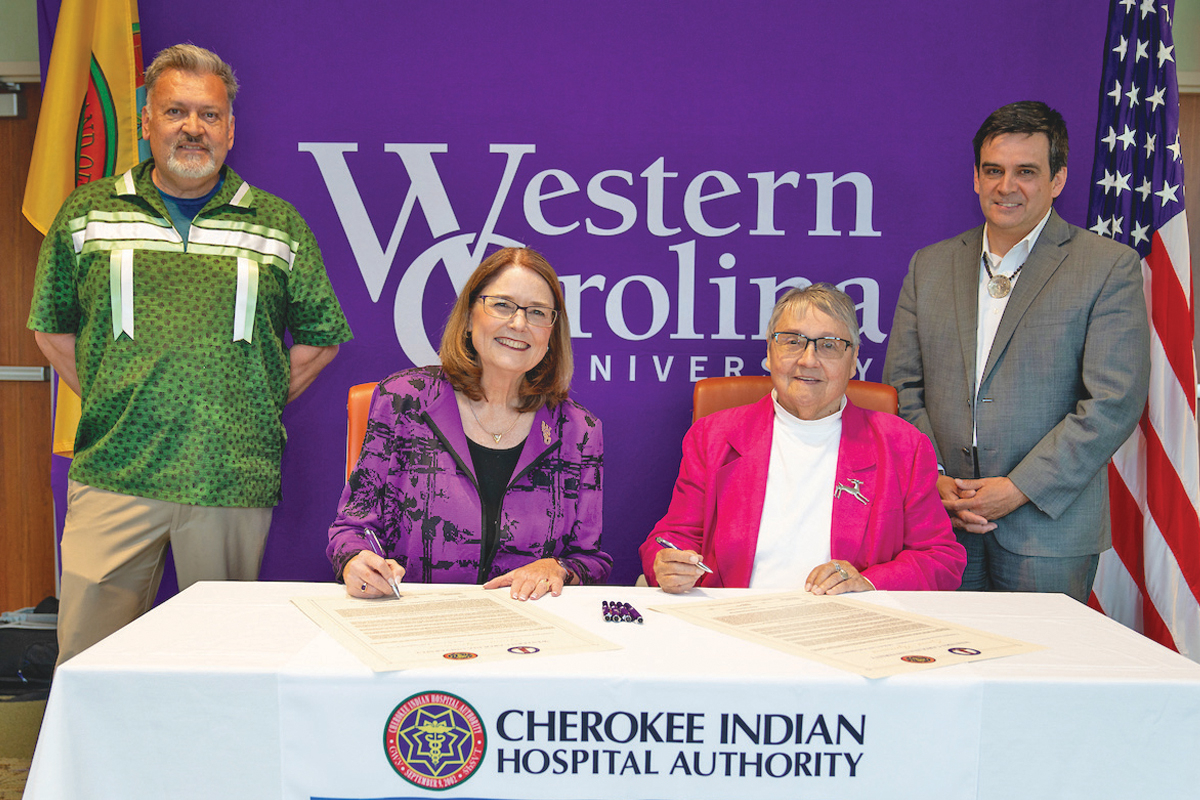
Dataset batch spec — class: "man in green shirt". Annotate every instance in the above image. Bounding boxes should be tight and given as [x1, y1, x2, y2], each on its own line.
[28, 44, 353, 663]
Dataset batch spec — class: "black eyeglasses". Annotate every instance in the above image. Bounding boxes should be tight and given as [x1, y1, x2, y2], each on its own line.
[477, 296, 559, 328]
[770, 331, 854, 359]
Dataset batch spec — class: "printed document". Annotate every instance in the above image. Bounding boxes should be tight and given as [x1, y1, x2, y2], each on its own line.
[293, 587, 618, 671]
[654, 591, 1040, 678]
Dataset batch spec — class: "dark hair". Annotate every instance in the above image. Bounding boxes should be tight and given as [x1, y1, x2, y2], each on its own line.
[972, 101, 1068, 177]
[439, 247, 572, 411]
[145, 44, 239, 106]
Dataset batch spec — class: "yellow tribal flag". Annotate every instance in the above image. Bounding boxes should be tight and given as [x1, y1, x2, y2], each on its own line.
[23, 0, 145, 457]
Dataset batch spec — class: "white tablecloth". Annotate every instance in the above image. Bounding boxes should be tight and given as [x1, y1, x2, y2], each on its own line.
[23, 582, 1200, 799]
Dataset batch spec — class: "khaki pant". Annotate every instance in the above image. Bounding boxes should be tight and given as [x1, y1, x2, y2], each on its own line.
[58, 481, 272, 664]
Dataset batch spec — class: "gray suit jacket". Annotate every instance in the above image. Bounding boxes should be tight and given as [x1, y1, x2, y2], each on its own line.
[882, 210, 1149, 557]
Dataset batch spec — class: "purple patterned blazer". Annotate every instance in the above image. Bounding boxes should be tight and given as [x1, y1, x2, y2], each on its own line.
[328, 367, 610, 584]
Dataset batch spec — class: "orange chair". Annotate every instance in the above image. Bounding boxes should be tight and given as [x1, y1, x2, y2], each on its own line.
[692, 375, 897, 423]
[346, 382, 377, 480]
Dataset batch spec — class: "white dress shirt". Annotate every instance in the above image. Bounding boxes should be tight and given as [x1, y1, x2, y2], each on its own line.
[974, 209, 1053, 445]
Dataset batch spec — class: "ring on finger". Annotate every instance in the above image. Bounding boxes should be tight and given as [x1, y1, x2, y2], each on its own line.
[360, 582, 368, 591]
[833, 563, 849, 581]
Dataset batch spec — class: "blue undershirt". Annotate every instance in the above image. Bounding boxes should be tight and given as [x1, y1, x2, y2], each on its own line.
[156, 174, 223, 249]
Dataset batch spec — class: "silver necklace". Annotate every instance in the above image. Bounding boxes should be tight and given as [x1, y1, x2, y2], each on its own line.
[983, 252, 1022, 299]
[468, 400, 522, 444]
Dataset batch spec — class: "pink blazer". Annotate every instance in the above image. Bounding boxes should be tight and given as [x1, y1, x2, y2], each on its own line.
[640, 396, 965, 591]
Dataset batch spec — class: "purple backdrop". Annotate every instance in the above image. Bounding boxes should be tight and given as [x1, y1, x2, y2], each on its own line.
[42, 2, 1110, 588]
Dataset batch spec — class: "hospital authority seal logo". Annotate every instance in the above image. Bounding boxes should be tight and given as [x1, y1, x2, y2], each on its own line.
[384, 692, 486, 789]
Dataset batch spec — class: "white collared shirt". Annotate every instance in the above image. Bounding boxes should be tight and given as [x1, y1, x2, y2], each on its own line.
[973, 209, 1053, 445]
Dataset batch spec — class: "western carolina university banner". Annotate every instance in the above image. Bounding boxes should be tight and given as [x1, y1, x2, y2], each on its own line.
[53, 2, 1109, 585]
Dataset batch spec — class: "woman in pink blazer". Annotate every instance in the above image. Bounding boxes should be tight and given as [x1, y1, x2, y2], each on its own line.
[641, 284, 965, 595]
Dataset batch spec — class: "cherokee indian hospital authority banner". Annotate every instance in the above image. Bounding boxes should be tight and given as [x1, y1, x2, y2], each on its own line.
[102, 2, 1109, 584]
[278, 675, 982, 800]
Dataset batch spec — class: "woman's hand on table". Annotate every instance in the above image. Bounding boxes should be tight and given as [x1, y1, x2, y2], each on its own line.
[653, 547, 705, 594]
[484, 558, 570, 601]
[805, 560, 873, 595]
[344, 550, 405, 598]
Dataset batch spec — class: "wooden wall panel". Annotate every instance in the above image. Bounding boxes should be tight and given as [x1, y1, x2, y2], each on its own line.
[0, 84, 56, 612]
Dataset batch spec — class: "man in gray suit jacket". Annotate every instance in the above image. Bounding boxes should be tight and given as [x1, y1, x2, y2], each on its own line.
[882, 101, 1150, 602]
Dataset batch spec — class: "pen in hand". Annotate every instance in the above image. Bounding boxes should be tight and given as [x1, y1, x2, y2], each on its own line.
[365, 528, 402, 599]
[655, 536, 713, 574]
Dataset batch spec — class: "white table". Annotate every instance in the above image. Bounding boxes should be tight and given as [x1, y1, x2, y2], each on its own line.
[24, 582, 1200, 799]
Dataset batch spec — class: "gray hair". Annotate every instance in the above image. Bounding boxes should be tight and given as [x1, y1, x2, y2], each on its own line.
[767, 283, 860, 347]
[144, 44, 239, 106]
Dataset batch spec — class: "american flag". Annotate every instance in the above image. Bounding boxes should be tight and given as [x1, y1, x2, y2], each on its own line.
[1086, 0, 1199, 659]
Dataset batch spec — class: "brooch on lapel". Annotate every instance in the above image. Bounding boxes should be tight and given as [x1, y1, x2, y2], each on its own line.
[542, 421, 552, 445]
[833, 478, 869, 505]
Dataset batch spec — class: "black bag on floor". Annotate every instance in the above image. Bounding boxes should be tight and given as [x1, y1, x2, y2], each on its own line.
[0, 596, 58, 695]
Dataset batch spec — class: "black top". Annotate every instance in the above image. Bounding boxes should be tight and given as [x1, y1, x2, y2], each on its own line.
[467, 437, 525, 573]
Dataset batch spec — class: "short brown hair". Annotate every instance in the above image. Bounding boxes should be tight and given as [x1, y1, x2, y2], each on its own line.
[439, 247, 573, 411]
[145, 44, 239, 106]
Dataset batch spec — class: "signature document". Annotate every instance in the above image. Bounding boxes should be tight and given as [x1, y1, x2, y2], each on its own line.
[293, 587, 617, 671]
[654, 591, 1040, 678]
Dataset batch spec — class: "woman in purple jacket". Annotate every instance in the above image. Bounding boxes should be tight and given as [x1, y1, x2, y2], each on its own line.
[328, 248, 609, 601]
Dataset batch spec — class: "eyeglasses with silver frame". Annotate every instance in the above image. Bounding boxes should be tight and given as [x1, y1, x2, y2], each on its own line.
[770, 331, 854, 359]
[477, 295, 559, 328]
